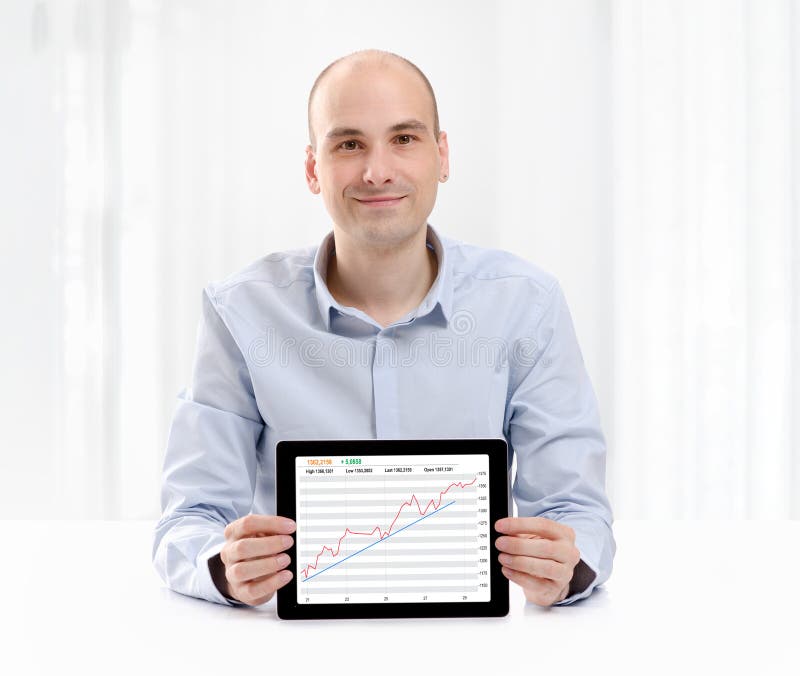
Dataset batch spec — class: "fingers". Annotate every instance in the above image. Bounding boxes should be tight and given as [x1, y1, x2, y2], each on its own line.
[224, 514, 296, 541]
[497, 551, 566, 583]
[494, 517, 574, 542]
[501, 566, 566, 607]
[224, 533, 294, 565]
[494, 531, 580, 597]
[235, 569, 294, 607]
[494, 534, 579, 566]
[227, 552, 292, 586]
[216, 514, 297, 606]
[223, 542, 294, 607]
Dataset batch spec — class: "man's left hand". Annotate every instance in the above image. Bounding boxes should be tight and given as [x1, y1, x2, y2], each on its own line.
[494, 516, 582, 607]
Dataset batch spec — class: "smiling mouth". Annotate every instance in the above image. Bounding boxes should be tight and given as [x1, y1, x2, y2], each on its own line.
[355, 196, 407, 207]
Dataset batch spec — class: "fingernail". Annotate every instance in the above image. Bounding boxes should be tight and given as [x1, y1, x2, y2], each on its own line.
[277, 553, 290, 567]
[282, 536, 293, 547]
[280, 570, 293, 583]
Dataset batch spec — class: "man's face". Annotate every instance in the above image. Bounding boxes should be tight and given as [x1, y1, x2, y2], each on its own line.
[305, 63, 449, 248]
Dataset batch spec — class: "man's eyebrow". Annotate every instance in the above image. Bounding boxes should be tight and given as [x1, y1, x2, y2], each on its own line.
[324, 119, 429, 141]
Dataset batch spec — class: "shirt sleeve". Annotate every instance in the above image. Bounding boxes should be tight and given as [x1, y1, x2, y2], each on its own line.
[506, 281, 616, 607]
[152, 286, 264, 607]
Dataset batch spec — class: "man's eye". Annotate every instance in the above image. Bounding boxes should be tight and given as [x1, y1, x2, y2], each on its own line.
[338, 135, 417, 151]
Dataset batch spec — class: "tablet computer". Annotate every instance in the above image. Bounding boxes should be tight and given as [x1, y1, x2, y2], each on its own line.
[275, 438, 509, 620]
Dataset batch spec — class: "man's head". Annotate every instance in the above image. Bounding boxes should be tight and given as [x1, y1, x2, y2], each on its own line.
[305, 49, 449, 249]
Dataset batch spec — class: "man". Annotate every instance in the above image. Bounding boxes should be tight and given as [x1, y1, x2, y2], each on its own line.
[153, 49, 615, 609]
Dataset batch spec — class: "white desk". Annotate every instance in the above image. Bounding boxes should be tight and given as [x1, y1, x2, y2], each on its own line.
[2, 520, 795, 675]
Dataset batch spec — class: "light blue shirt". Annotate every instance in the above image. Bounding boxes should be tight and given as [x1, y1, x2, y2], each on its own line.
[152, 223, 616, 608]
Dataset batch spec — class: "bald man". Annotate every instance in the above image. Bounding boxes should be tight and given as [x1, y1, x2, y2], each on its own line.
[153, 49, 616, 610]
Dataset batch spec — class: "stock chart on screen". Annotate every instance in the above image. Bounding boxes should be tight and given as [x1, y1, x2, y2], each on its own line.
[295, 453, 491, 605]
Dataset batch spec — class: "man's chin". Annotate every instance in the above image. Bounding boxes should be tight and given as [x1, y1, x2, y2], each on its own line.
[339, 219, 425, 246]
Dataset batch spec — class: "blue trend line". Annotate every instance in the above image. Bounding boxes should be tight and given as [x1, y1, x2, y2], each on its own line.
[302, 499, 457, 582]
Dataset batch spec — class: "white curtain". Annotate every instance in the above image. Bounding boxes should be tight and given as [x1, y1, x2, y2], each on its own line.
[2, 0, 797, 520]
[609, 0, 799, 518]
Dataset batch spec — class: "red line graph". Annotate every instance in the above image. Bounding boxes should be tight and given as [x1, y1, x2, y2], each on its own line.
[300, 477, 478, 579]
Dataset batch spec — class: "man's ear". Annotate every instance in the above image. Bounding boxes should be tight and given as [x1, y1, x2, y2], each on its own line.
[437, 130, 450, 181]
[305, 144, 320, 195]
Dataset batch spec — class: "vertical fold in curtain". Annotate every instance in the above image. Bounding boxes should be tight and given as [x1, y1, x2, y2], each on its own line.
[52, 0, 124, 517]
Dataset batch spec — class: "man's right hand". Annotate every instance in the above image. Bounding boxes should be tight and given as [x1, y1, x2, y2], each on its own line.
[212, 514, 297, 606]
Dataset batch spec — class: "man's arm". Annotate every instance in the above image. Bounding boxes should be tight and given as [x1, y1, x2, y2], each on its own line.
[152, 287, 262, 607]
[505, 280, 616, 606]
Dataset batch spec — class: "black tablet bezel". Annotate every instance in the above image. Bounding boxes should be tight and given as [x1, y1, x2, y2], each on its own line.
[276, 438, 509, 620]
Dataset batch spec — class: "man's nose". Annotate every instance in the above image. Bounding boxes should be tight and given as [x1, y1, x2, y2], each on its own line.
[361, 145, 396, 185]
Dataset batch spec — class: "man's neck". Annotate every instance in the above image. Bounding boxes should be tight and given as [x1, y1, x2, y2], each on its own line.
[326, 225, 438, 328]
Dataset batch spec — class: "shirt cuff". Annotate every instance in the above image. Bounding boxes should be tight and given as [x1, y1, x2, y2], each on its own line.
[552, 557, 598, 606]
[197, 536, 250, 607]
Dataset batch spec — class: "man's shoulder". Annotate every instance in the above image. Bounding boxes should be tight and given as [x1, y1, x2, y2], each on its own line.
[442, 234, 560, 298]
[205, 242, 318, 300]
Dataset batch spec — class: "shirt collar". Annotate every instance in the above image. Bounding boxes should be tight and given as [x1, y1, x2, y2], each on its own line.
[312, 222, 453, 332]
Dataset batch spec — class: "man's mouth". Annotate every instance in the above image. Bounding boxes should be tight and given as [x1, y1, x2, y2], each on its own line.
[355, 195, 407, 207]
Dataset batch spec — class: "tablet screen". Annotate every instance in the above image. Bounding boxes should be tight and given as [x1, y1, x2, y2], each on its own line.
[276, 439, 509, 620]
[296, 452, 491, 605]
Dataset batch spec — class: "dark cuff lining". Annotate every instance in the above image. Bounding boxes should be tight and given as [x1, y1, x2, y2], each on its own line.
[568, 558, 597, 597]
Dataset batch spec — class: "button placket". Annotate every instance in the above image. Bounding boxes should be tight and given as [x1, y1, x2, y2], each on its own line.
[372, 328, 401, 439]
